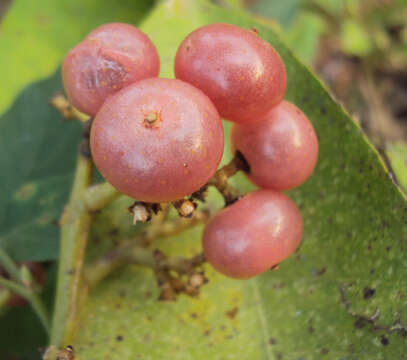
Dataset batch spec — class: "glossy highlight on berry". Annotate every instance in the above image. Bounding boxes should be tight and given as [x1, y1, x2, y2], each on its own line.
[175, 23, 286, 123]
[62, 23, 160, 116]
[90, 78, 224, 202]
[231, 101, 319, 190]
[202, 190, 303, 279]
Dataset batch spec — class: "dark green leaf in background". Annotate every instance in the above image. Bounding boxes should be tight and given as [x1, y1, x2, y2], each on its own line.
[0, 71, 81, 261]
[0, 264, 57, 360]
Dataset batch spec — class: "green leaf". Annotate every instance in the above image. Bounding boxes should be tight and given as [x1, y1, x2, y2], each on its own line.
[250, 0, 304, 27]
[0, 306, 47, 360]
[0, 71, 81, 261]
[0, 264, 57, 360]
[284, 12, 325, 64]
[340, 19, 374, 56]
[72, 0, 407, 359]
[0, 0, 154, 117]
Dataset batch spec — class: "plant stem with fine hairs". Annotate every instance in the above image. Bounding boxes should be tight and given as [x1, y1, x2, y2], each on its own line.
[50, 154, 93, 347]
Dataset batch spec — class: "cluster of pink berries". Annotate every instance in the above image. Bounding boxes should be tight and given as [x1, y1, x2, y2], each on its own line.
[63, 22, 318, 280]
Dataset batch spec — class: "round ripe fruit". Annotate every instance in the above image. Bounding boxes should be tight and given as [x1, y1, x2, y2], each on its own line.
[202, 190, 303, 279]
[174, 23, 286, 124]
[62, 22, 160, 116]
[90, 78, 224, 202]
[231, 101, 318, 191]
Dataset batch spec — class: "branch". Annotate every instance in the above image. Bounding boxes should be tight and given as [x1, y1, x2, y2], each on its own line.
[84, 209, 210, 288]
[50, 153, 93, 347]
[82, 152, 248, 219]
[192, 152, 249, 206]
[84, 182, 121, 212]
[0, 248, 22, 282]
[85, 245, 206, 301]
[0, 276, 50, 334]
[0, 249, 50, 333]
[50, 93, 90, 123]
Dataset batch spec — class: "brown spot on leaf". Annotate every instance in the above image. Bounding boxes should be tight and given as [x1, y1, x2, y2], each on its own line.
[363, 287, 376, 300]
[225, 307, 239, 319]
[381, 335, 389, 346]
[14, 183, 36, 201]
[354, 318, 366, 329]
[269, 338, 277, 345]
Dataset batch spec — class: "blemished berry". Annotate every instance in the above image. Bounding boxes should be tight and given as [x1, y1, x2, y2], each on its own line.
[231, 101, 318, 191]
[62, 22, 160, 116]
[174, 23, 286, 124]
[202, 190, 303, 279]
[90, 78, 224, 202]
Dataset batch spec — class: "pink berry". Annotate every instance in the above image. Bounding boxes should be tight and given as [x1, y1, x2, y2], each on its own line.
[62, 23, 160, 116]
[203, 190, 303, 279]
[174, 23, 286, 124]
[231, 101, 318, 190]
[90, 78, 224, 202]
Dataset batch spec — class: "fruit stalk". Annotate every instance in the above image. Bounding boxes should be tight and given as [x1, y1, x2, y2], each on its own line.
[82, 153, 245, 218]
[84, 209, 210, 288]
[49, 94, 89, 123]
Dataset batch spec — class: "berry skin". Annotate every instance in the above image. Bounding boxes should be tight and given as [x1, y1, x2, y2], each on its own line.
[202, 190, 303, 279]
[62, 23, 160, 116]
[174, 23, 286, 124]
[231, 101, 318, 191]
[90, 78, 224, 202]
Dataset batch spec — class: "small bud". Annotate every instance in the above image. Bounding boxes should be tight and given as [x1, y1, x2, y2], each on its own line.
[42, 345, 75, 360]
[173, 199, 197, 218]
[189, 273, 205, 288]
[132, 204, 150, 225]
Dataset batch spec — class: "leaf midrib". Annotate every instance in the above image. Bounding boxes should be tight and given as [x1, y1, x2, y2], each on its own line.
[251, 278, 275, 360]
